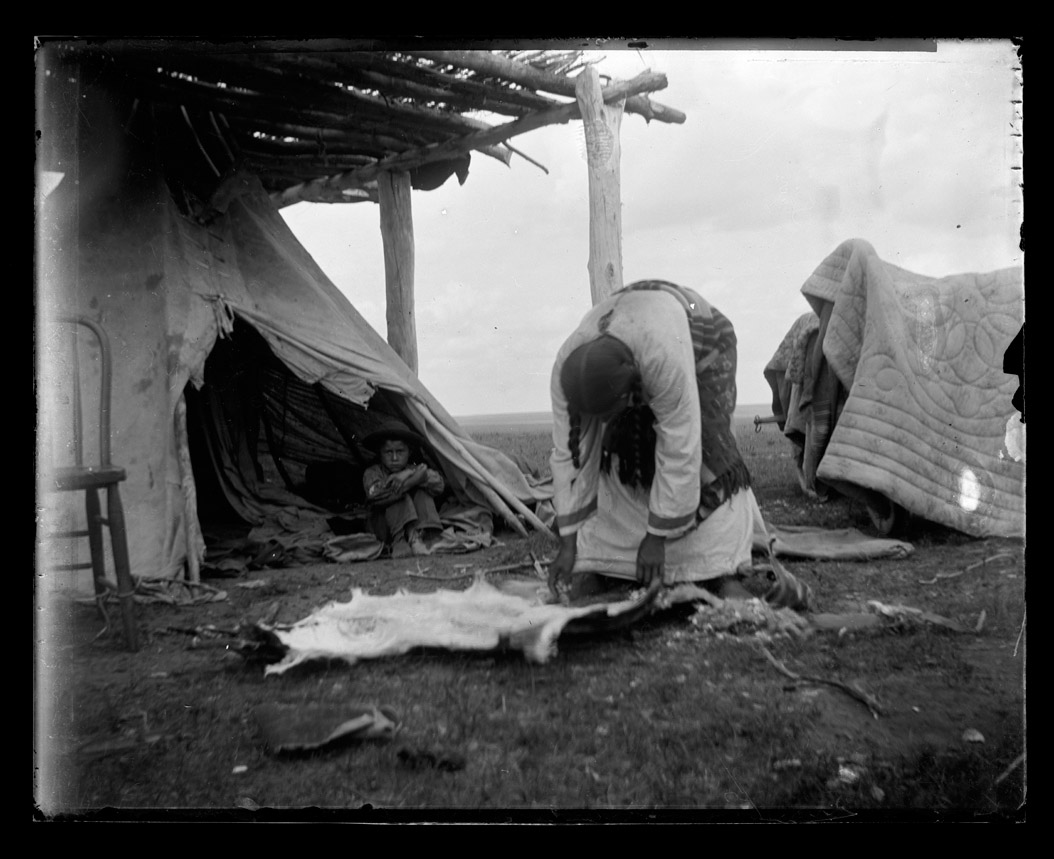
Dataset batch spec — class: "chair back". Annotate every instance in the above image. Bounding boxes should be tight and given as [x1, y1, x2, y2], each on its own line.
[42, 315, 138, 650]
[54, 315, 116, 470]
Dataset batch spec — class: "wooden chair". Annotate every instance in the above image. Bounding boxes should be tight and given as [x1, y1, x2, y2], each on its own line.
[49, 315, 138, 651]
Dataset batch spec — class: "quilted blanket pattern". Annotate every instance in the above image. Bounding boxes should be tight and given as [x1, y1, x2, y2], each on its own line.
[803, 239, 1024, 537]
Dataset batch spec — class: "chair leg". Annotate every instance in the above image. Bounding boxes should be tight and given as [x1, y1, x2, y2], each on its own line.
[106, 484, 139, 652]
[83, 488, 109, 624]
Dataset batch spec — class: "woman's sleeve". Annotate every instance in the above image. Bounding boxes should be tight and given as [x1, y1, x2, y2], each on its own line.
[550, 347, 602, 537]
[636, 308, 702, 538]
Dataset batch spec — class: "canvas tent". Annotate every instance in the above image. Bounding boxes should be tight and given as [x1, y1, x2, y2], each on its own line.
[764, 238, 1025, 538]
[36, 41, 687, 590]
[36, 77, 556, 588]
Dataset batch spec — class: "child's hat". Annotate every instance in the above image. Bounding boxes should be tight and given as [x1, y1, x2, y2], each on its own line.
[361, 417, 426, 453]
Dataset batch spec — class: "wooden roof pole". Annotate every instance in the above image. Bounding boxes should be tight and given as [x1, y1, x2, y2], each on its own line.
[377, 170, 418, 374]
[413, 50, 687, 125]
[272, 70, 667, 208]
[576, 66, 625, 305]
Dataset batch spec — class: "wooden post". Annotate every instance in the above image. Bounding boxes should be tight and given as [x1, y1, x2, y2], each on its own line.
[37, 47, 83, 573]
[575, 66, 625, 306]
[377, 170, 418, 374]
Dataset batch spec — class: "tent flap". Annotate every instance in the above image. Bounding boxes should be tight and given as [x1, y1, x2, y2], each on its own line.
[37, 90, 548, 588]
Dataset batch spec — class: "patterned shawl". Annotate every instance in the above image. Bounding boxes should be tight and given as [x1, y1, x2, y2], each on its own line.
[604, 280, 751, 513]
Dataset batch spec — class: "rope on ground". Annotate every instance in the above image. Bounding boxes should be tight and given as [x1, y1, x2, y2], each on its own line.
[77, 576, 228, 606]
[404, 568, 472, 582]
[92, 582, 113, 641]
[919, 551, 1018, 584]
[756, 641, 884, 719]
[529, 551, 549, 580]
[402, 559, 540, 582]
[134, 577, 228, 604]
[1014, 608, 1026, 658]
[994, 752, 1025, 786]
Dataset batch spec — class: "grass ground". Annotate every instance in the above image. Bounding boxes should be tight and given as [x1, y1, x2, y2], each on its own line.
[34, 419, 1027, 822]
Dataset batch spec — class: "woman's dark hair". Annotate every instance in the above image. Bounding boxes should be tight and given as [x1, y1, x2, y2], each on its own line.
[600, 376, 656, 490]
[566, 373, 656, 490]
[568, 411, 583, 469]
[560, 335, 637, 416]
[561, 335, 639, 472]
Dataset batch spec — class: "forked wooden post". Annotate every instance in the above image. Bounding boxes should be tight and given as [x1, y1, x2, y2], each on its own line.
[377, 170, 418, 374]
[575, 66, 626, 306]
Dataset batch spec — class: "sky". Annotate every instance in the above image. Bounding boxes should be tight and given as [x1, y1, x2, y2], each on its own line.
[280, 39, 1023, 417]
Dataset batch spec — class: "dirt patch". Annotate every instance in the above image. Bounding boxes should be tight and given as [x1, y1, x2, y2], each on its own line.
[35, 508, 1026, 820]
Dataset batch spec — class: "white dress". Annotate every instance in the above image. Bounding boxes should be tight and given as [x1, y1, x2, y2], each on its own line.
[550, 288, 762, 582]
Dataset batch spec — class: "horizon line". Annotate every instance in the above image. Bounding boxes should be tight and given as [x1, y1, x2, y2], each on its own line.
[456, 403, 773, 420]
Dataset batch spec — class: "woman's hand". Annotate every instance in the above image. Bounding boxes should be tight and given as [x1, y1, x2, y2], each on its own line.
[548, 534, 577, 597]
[636, 532, 666, 586]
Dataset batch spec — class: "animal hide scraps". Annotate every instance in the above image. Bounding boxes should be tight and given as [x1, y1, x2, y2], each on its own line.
[253, 702, 399, 753]
[262, 578, 659, 674]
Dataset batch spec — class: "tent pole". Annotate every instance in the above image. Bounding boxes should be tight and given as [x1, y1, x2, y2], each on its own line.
[575, 66, 625, 306]
[378, 170, 419, 374]
[174, 394, 202, 582]
[417, 410, 549, 535]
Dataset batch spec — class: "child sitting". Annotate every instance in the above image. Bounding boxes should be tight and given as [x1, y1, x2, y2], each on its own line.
[361, 419, 446, 557]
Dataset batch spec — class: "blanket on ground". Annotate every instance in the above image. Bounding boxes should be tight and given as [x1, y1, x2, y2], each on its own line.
[203, 502, 495, 572]
[799, 239, 1024, 537]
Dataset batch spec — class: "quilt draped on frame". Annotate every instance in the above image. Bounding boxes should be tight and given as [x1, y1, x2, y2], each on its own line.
[766, 239, 1024, 537]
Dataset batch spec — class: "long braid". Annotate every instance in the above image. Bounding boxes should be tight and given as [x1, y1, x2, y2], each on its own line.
[638, 372, 656, 488]
[633, 404, 657, 489]
[622, 378, 642, 487]
[560, 334, 644, 478]
[638, 412, 657, 488]
[568, 411, 582, 470]
[603, 405, 657, 490]
[624, 409, 642, 487]
[600, 377, 656, 491]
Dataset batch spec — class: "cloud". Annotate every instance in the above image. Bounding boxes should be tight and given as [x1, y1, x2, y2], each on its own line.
[282, 40, 1022, 414]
